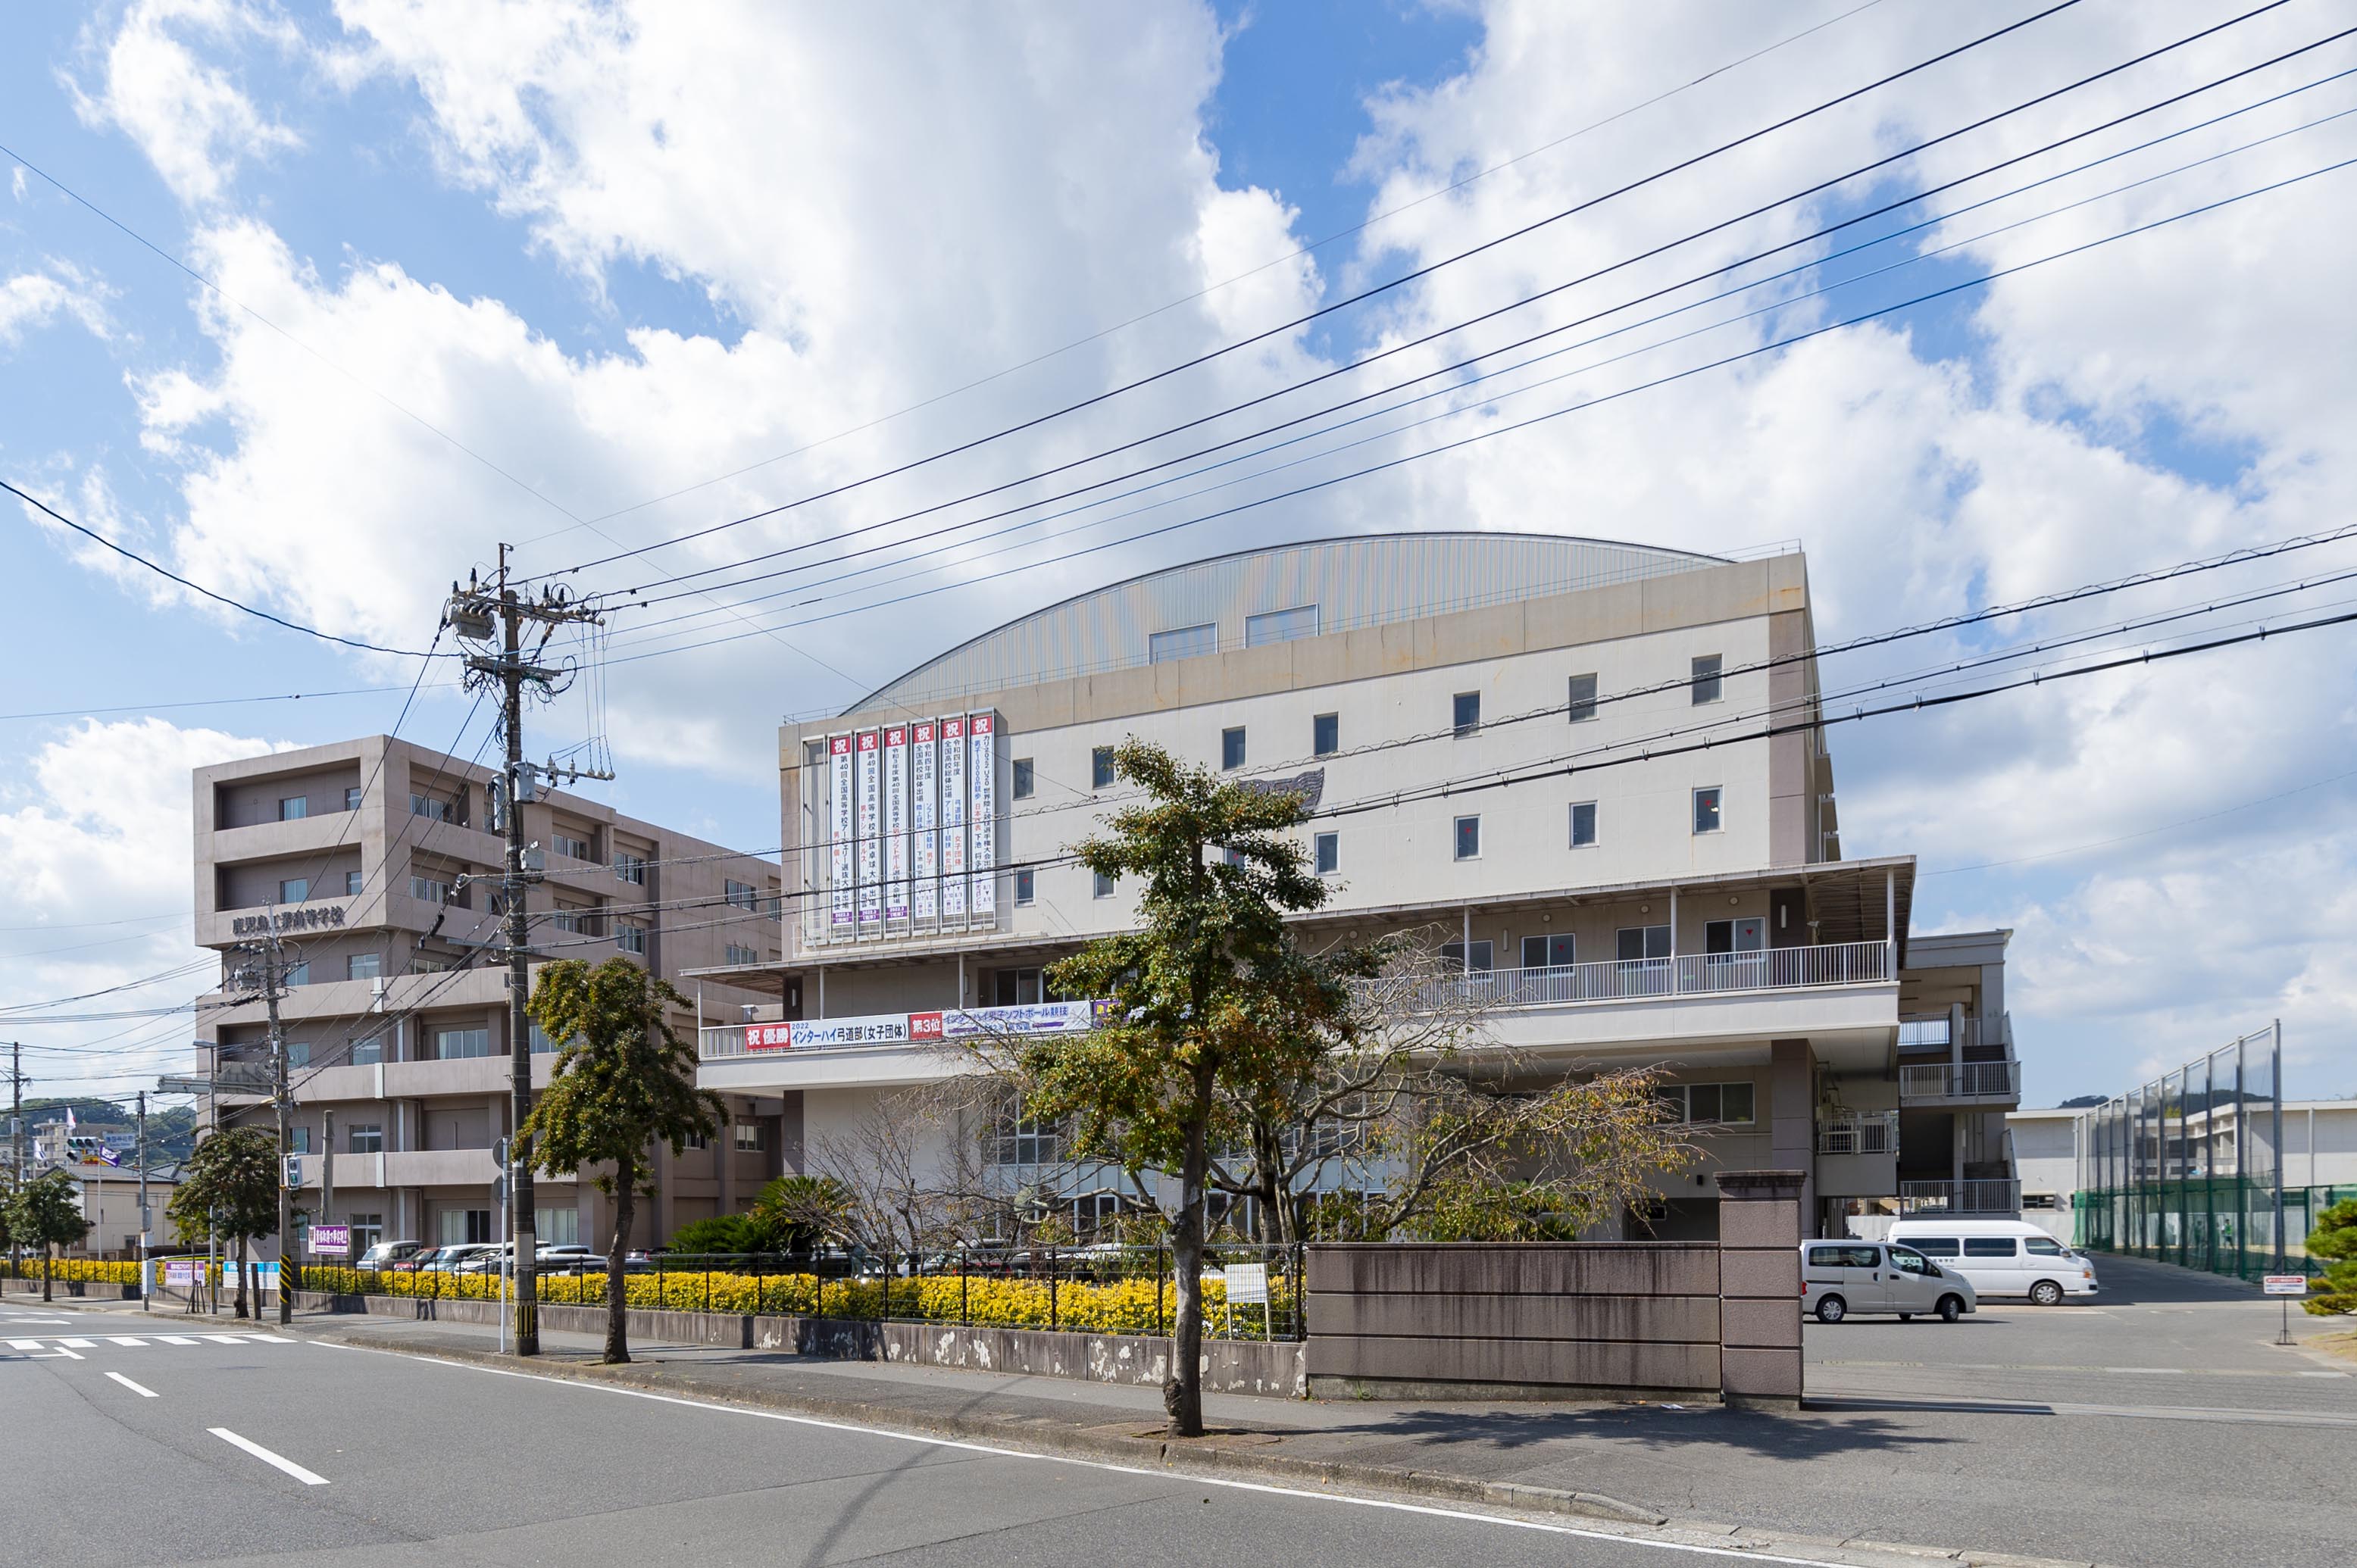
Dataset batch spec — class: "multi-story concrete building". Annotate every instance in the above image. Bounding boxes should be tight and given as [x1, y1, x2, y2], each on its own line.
[192, 736, 786, 1257]
[687, 533, 2024, 1241]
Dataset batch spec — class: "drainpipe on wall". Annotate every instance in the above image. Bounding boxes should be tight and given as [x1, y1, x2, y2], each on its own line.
[1461, 907, 1471, 975]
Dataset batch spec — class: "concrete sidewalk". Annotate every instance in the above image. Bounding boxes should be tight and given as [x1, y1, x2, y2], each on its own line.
[95, 1291, 2356, 1568]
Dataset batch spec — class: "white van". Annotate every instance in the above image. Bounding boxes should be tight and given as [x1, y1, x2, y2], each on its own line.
[1799, 1240, 1977, 1323]
[1884, 1219, 2099, 1304]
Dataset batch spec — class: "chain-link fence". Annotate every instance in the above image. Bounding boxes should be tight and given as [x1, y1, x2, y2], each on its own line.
[2072, 1023, 2290, 1281]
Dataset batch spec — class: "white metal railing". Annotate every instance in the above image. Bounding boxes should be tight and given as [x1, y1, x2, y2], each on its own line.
[702, 1027, 755, 1060]
[1817, 1110, 1899, 1156]
[1370, 939, 1891, 1014]
[1899, 1060, 2021, 1101]
[1899, 1179, 2022, 1214]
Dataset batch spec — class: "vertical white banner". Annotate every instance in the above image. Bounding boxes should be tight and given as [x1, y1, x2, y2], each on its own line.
[828, 735, 854, 931]
[968, 711, 997, 917]
[882, 725, 910, 922]
[855, 729, 883, 926]
[911, 721, 939, 928]
[939, 716, 968, 921]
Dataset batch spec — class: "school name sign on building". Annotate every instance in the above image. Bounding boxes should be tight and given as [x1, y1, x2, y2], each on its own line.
[745, 998, 1111, 1053]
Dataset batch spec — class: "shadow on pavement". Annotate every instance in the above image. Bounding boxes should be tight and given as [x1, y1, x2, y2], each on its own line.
[2071, 1253, 2268, 1305]
[1313, 1401, 1957, 1463]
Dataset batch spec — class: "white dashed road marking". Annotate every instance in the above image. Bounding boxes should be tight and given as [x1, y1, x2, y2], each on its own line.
[210, 1428, 328, 1485]
[105, 1371, 158, 1398]
[108, 1336, 147, 1346]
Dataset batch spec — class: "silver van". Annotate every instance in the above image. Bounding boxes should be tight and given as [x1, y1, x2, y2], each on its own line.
[1800, 1240, 1977, 1323]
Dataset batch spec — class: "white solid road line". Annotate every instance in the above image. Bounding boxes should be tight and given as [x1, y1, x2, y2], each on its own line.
[210, 1428, 329, 1486]
[105, 1371, 158, 1398]
[330, 1342, 1847, 1567]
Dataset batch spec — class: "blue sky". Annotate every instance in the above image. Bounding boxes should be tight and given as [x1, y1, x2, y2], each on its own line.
[5, 1, 2357, 1110]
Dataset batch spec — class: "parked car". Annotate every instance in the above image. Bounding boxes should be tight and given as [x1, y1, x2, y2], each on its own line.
[450, 1244, 512, 1276]
[385, 1246, 448, 1274]
[355, 1240, 421, 1273]
[1884, 1219, 2098, 1304]
[535, 1246, 602, 1275]
[1800, 1239, 1976, 1323]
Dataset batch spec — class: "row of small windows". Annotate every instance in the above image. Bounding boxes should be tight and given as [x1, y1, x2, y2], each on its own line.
[1446, 921, 1765, 975]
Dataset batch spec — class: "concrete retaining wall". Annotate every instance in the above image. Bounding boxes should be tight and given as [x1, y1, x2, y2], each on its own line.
[147, 1285, 1308, 1398]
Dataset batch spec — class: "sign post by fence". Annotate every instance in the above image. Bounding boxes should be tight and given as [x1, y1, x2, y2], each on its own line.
[2265, 1273, 2306, 1345]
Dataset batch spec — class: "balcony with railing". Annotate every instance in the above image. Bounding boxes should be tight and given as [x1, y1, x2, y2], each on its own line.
[1899, 1178, 2023, 1214]
[1817, 1110, 1899, 1156]
[1377, 939, 1892, 1012]
[1899, 1060, 2021, 1104]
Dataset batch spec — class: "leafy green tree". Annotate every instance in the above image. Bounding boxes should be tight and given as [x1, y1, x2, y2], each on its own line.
[2306, 1198, 2357, 1316]
[168, 1127, 280, 1318]
[9, 1170, 92, 1302]
[1021, 739, 1357, 1437]
[525, 956, 723, 1363]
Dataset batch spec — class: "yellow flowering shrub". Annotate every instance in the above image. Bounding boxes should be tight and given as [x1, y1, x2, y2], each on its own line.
[2, 1257, 142, 1285]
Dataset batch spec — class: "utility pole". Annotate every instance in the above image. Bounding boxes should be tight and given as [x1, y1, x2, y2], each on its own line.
[239, 914, 297, 1326]
[447, 545, 605, 1357]
[136, 1089, 149, 1312]
[321, 1106, 335, 1270]
[8, 1042, 23, 1279]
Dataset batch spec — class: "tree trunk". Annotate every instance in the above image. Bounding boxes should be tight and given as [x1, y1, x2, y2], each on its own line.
[234, 1235, 249, 1319]
[41, 1242, 52, 1302]
[605, 1168, 634, 1364]
[1164, 1057, 1214, 1439]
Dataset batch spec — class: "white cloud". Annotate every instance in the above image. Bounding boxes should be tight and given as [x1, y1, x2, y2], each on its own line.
[0, 266, 111, 348]
[67, 0, 304, 206]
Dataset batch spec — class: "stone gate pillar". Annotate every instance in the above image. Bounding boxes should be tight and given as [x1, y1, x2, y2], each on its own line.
[1718, 1169, 1805, 1407]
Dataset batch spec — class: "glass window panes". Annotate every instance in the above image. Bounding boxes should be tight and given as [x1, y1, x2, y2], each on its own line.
[616, 923, 647, 954]
[1221, 727, 1246, 770]
[2027, 1237, 2066, 1256]
[436, 1027, 492, 1060]
[348, 952, 381, 981]
[1615, 925, 1671, 960]
[1690, 653, 1723, 704]
[1453, 815, 1480, 859]
[1570, 801, 1596, 847]
[1568, 673, 1598, 723]
[1440, 940, 1494, 972]
[1452, 692, 1480, 736]
[725, 943, 759, 965]
[1011, 757, 1034, 798]
[348, 1124, 383, 1154]
[284, 1040, 310, 1068]
[1909, 1236, 1960, 1257]
[1521, 934, 1576, 968]
[345, 870, 364, 896]
[990, 1098, 1064, 1165]
[1149, 623, 1218, 663]
[1314, 832, 1338, 874]
[1312, 713, 1338, 757]
[410, 793, 453, 822]
[279, 795, 307, 820]
[536, 1207, 580, 1248]
[1964, 1236, 2018, 1257]
[613, 854, 647, 885]
[733, 1123, 764, 1152]
[279, 878, 309, 904]
[1693, 786, 1722, 834]
[350, 1035, 383, 1066]
[1657, 1082, 1754, 1124]
[288, 1126, 311, 1153]
[1245, 604, 1318, 645]
[345, 786, 362, 811]
[1092, 870, 1114, 898]
[1091, 746, 1115, 789]
[411, 876, 448, 904]
[530, 1023, 558, 1054]
[283, 961, 309, 985]
[1014, 868, 1036, 904]
[725, 879, 758, 909]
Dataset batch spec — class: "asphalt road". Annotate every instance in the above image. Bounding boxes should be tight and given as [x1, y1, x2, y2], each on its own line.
[0, 1300, 1840, 1568]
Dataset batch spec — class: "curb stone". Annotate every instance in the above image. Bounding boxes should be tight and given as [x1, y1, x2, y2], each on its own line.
[53, 1303, 2125, 1568]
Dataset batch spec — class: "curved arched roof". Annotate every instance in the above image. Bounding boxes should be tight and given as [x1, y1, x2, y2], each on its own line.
[853, 531, 1726, 713]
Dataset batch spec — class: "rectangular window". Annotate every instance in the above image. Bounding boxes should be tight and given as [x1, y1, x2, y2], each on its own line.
[1690, 654, 1723, 704]
[1452, 692, 1480, 737]
[1012, 757, 1035, 798]
[616, 922, 648, 954]
[1092, 870, 1114, 899]
[288, 1126, 311, 1154]
[613, 854, 647, 885]
[682, 1129, 707, 1151]
[552, 832, 592, 862]
[278, 795, 308, 821]
[348, 1213, 384, 1252]
[530, 1023, 558, 1054]
[1091, 746, 1115, 789]
[1221, 727, 1246, 770]
[347, 953, 381, 982]
[1312, 713, 1338, 757]
[411, 876, 448, 905]
[409, 793, 453, 823]
[1908, 1236, 1961, 1257]
[1616, 925, 1672, 961]
[279, 877, 309, 904]
[724, 943, 760, 966]
[1453, 815, 1480, 860]
[1964, 1236, 2019, 1258]
[988, 1098, 1064, 1167]
[991, 968, 1046, 1007]
[733, 1123, 764, 1153]
[1569, 801, 1597, 848]
[348, 1124, 383, 1154]
[439, 1210, 494, 1246]
[411, 954, 451, 975]
[283, 961, 309, 986]
[1521, 934, 1577, 968]
[350, 1035, 383, 1066]
[1440, 939, 1494, 972]
[1244, 604, 1318, 646]
[535, 1207, 579, 1248]
[345, 786, 362, 812]
[345, 870, 364, 897]
[724, 879, 758, 910]
[1693, 786, 1723, 835]
[436, 1027, 492, 1060]
[1314, 832, 1339, 875]
[551, 908, 586, 934]
[1656, 1082, 1755, 1125]
[1568, 673, 1598, 723]
[1014, 868, 1036, 904]
[1148, 623, 1218, 663]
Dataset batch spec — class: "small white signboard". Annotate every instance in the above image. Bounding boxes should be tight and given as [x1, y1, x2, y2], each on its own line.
[163, 1258, 199, 1288]
[2263, 1274, 2309, 1297]
[1223, 1262, 1269, 1306]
